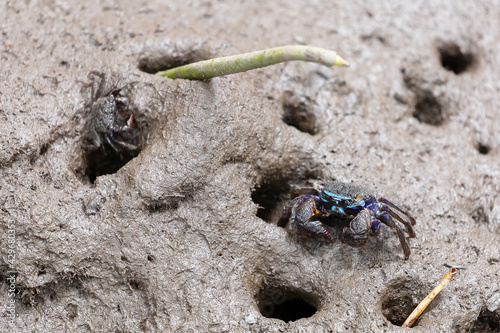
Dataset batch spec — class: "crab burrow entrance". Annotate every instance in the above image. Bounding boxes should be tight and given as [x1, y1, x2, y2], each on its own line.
[380, 277, 440, 328]
[467, 306, 500, 332]
[438, 41, 475, 75]
[255, 283, 318, 323]
[80, 72, 146, 183]
[251, 174, 319, 224]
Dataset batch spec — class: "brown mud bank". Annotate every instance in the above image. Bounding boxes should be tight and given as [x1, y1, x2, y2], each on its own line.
[0, 1, 499, 332]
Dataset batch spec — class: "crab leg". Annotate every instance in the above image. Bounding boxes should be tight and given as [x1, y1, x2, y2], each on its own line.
[381, 204, 416, 238]
[278, 199, 295, 227]
[290, 186, 317, 199]
[379, 197, 416, 225]
[378, 211, 411, 259]
[379, 197, 416, 237]
[105, 135, 120, 153]
[113, 139, 140, 151]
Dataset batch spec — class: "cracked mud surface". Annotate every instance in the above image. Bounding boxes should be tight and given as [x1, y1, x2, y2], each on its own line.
[1, 1, 499, 332]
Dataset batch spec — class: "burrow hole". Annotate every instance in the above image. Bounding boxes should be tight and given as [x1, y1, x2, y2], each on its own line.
[282, 91, 319, 135]
[252, 174, 318, 224]
[138, 43, 211, 74]
[82, 73, 145, 183]
[381, 278, 438, 327]
[129, 280, 142, 290]
[256, 283, 318, 322]
[467, 307, 500, 332]
[471, 205, 490, 225]
[477, 143, 491, 155]
[412, 91, 445, 126]
[66, 303, 78, 320]
[438, 42, 475, 75]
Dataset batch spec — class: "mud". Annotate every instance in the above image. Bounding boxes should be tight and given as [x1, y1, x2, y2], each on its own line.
[1, 1, 499, 332]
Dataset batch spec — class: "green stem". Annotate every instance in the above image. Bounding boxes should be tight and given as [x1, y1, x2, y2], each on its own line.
[156, 45, 349, 80]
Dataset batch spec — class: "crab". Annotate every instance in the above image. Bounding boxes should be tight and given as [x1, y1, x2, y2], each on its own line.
[278, 181, 416, 259]
[83, 72, 140, 154]
[82, 72, 142, 176]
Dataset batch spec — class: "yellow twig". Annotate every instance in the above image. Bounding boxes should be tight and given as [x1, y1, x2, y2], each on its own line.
[402, 268, 457, 328]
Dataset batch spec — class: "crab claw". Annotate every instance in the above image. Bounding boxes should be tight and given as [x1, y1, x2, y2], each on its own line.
[339, 209, 372, 248]
[297, 220, 334, 243]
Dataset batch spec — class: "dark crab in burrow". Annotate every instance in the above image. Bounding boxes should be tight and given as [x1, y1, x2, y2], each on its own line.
[82, 72, 142, 177]
[278, 181, 416, 259]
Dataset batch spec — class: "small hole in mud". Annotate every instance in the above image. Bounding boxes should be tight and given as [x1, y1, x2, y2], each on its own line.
[252, 176, 316, 224]
[138, 45, 210, 74]
[147, 255, 155, 262]
[412, 92, 445, 126]
[66, 303, 78, 320]
[138, 56, 196, 74]
[282, 92, 318, 135]
[381, 278, 435, 327]
[283, 103, 318, 135]
[471, 205, 489, 225]
[256, 285, 318, 322]
[129, 280, 141, 290]
[477, 143, 490, 155]
[81, 72, 143, 183]
[438, 42, 474, 74]
[468, 307, 500, 332]
[39, 142, 50, 156]
[252, 181, 291, 223]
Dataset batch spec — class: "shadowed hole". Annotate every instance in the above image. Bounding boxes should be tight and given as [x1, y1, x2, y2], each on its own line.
[66, 303, 78, 320]
[252, 180, 292, 223]
[467, 307, 500, 332]
[81, 73, 144, 183]
[256, 284, 318, 322]
[252, 175, 318, 224]
[471, 205, 489, 225]
[138, 43, 211, 74]
[381, 278, 437, 327]
[477, 143, 490, 155]
[37, 267, 47, 276]
[129, 280, 142, 290]
[282, 102, 318, 135]
[438, 42, 474, 75]
[412, 92, 445, 126]
[39, 142, 50, 156]
[139, 55, 200, 74]
[282, 92, 318, 135]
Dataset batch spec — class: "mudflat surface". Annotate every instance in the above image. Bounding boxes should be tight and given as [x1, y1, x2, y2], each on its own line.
[1, 1, 499, 332]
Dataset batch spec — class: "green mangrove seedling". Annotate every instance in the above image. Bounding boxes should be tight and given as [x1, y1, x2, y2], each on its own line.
[156, 45, 349, 80]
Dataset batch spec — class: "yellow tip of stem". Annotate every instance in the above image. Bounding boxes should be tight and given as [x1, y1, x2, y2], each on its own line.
[334, 55, 350, 67]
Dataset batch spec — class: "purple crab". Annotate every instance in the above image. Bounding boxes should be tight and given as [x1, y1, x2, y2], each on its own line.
[278, 181, 416, 259]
